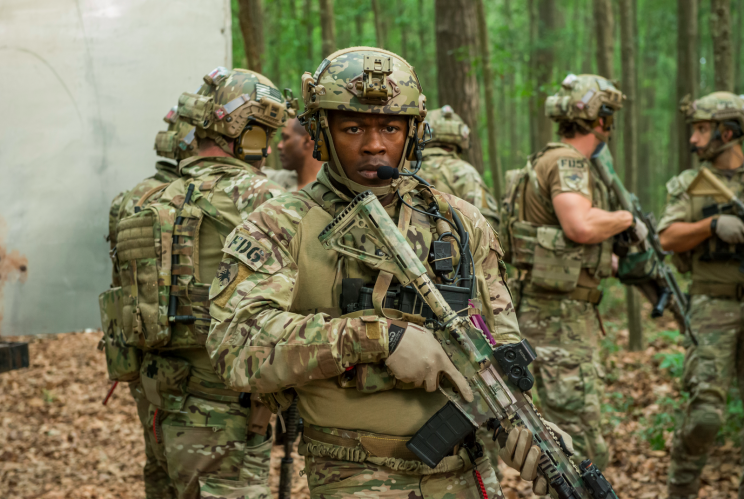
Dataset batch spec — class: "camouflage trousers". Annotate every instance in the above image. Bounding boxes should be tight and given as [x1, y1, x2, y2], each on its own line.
[153, 394, 273, 499]
[517, 294, 609, 470]
[304, 454, 502, 499]
[128, 380, 177, 499]
[668, 295, 744, 499]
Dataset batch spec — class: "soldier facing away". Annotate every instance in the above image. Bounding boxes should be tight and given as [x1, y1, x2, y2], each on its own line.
[206, 46, 571, 499]
[107, 67, 290, 499]
[659, 91, 744, 499]
[500, 73, 647, 470]
[418, 105, 500, 228]
[102, 104, 196, 499]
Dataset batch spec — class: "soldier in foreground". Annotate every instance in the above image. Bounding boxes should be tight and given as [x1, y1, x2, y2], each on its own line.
[207, 47, 570, 498]
[418, 105, 500, 228]
[102, 105, 195, 499]
[659, 91, 744, 499]
[105, 67, 289, 499]
[500, 74, 645, 470]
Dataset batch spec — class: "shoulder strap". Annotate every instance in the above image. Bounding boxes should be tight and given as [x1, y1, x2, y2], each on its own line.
[135, 183, 168, 210]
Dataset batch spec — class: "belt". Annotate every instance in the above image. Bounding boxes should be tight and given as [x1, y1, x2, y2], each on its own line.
[522, 286, 604, 305]
[185, 378, 241, 403]
[689, 282, 744, 301]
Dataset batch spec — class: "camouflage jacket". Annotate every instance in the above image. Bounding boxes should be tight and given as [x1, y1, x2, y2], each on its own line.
[207, 164, 521, 436]
[417, 147, 500, 228]
[108, 160, 180, 287]
[262, 167, 299, 192]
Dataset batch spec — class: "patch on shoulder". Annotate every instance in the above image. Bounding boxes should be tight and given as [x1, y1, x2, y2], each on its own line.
[210, 260, 253, 307]
[223, 229, 270, 271]
[557, 156, 590, 195]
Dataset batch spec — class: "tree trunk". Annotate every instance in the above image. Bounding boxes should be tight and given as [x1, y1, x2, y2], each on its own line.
[372, 0, 387, 49]
[476, 0, 502, 197]
[269, 0, 282, 84]
[504, 0, 518, 168]
[582, 2, 595, 74]
[594, 0, 615, 79]
[238, 0, 264, 74]
[535, 0, 555, 147]
[305, 0, 313, 68]
[619, 0, 643, 351]
[528, 0, 538, 152]
[677, 0, 698, 173]
[735, 0, 743, 91]
[435, 0, 484, 173]
[319, 0, 337, 57]
[712, 0, 734, 91]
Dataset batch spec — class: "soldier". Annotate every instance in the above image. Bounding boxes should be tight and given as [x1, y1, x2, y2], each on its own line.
[111, 67, 290, 499]
[500, 73, 647, 470]
[658, 91, 744, 499]
[274, 116, 324, 191]
[103, 105, 195, 499]
[207, 47, 571, 498]
[418, 105, 500, 228]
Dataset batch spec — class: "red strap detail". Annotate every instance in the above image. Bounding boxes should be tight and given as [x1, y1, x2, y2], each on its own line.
[473, 468, 489, 499]
[102, 381, 118, 406]
[153, 409, 159, 444]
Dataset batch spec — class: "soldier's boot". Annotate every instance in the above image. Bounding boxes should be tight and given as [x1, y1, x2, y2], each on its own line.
[667, 422, 718, 499]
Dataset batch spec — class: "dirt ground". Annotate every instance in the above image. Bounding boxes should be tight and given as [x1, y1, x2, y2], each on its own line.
[0, 327, 741, 499]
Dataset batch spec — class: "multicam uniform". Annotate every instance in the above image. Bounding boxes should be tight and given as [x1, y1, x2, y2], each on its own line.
[661, 91, 744, 499]
[501, 74, 625, 470]
[207, 47, 522, 499]
[262, 167, 299, 191]
[417, 106, 499, 229]
[102, 67, 290, 499]
[103, 108, 197, 499]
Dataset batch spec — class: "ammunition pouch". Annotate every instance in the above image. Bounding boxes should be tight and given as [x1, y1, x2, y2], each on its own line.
[339, 278, 471, 319]
[617, 249, 658, 285]
[98, 286, 141, 382]
[140, 352, 190, 411]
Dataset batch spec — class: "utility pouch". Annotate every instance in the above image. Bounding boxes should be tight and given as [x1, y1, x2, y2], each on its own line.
[617, 249, 657, 285]
[509, 221, 539, 269]
[531, 226, 583, 292]
[354, 363, 397, 393]
[139, 352, 190, 411]
[98, 287, 141, 381]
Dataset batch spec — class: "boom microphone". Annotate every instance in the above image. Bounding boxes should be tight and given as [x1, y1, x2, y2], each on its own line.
[376, 166, 400, 180]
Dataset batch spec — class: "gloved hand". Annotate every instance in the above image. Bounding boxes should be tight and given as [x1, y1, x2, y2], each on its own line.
[715, 214, 744, 244]
[631, 217, 649, 244]
[385, 323, 473, 402]
[499, 422, 573, 496]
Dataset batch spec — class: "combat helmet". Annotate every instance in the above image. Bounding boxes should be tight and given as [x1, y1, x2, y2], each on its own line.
[177, 67, 290, 162]
[154, 106, 198, 161]
[679, 91, 744, 160]
[298, 46, 428, 196]
[425, 105, 470, 152]
[545, 73, 624, 141]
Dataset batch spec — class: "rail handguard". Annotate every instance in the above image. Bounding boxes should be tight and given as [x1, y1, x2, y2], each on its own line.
[318, 190, 619, 499]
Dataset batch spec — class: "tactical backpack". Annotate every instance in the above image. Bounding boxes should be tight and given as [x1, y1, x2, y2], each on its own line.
[499, 144, 613, 293]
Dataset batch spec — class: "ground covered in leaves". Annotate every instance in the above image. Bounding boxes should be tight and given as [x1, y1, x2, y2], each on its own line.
[1, 287, 741, 498]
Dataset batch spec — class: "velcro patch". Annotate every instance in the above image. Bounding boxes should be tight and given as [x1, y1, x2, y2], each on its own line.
[211, 261, 253, 308]
[557, 156, 590, 196]
[223, 230, 270, 271]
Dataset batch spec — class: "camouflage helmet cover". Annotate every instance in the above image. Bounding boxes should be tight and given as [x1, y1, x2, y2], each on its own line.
[177, 67, 289, 140]
[154, 106, 198, 160]
[546, 73, 624, 123]
[680, 91, 744, 129]
[425, 105, 470, 152]
[300, 47, 427, 120]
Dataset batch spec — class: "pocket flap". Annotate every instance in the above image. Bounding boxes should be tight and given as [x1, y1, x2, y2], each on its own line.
[536, 226, 571, 252]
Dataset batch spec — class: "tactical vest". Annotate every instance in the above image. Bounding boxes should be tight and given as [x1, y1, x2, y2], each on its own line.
[674, 165, 744, 286]
[500, 143, 614, 293]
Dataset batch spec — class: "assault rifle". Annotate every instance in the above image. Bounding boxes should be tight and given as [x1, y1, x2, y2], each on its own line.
[686, 166, 744, 273]
[319, 190, 618, 499]
[591, 143, 696, 345]
[278, 399, 301, 499]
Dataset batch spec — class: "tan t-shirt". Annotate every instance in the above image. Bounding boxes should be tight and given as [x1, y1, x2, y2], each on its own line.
[523, 143, 600, 288]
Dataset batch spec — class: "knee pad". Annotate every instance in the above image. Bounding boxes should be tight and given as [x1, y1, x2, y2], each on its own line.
[682, 410, 722, 453]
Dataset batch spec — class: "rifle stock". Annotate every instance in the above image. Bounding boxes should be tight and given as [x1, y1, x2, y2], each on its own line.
[319, 190, 618, 499]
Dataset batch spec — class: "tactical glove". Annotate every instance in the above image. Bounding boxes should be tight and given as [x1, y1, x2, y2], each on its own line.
[715, 215, 744, 244]
[385, 323, 473, 402]
[499, 422, 573, 496]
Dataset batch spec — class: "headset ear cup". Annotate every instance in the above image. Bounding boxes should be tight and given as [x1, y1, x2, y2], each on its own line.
[236, 125, 269, 161]
[406, 121, 424, 161]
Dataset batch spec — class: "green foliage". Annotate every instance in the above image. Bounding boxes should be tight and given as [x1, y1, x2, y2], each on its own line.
[655, 351, 685, 378]
[639, 396, 686, 451]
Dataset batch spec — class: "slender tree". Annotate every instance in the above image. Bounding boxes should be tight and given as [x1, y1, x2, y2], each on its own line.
[435, 0, 485, 173]
[528, 0, 538, 152]
[677, 0, 698, 173]
[535, 0, 556, 147]
[504, 0, 519, 169]
[238, 0, 264, 74]
[319, 0, 337, 57]
[594, 0, 615, 79]
[476, 0, 503, 196]
[305, 0, 314, 68]
[711, 0, 734, 91]
[372, 0, 387, 49]
[619, 0, 644, 351]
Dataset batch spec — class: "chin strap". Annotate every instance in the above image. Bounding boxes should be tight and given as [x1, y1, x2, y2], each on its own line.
[575, 119, 611, 143]
[694, 123, 744, 161]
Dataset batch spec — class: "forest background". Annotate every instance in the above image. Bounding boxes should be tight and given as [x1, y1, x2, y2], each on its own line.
[230, 0, 744, 485]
